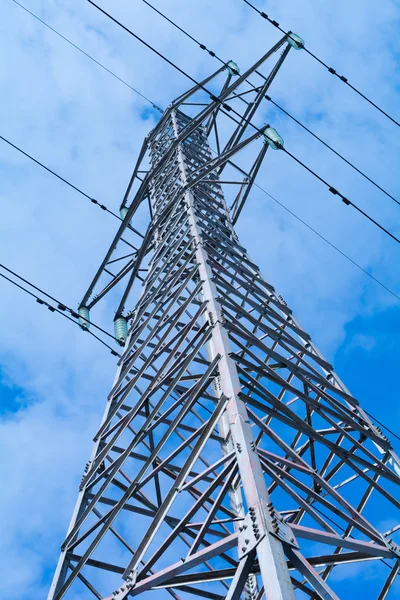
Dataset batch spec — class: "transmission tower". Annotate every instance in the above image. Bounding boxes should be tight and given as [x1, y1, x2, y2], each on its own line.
[49, 33, 400, 600]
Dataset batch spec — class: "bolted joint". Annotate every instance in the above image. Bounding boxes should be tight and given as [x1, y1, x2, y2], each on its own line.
[213, 375, 222, 394]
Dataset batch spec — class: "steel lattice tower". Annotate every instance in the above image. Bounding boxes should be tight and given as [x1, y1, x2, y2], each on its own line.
[49, 35, 400, 600]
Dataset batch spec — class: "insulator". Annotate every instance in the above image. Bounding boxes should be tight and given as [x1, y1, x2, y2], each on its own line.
[120, 207, 133, 226]
[286, 32, 305, 50]
[120, 206, 133, 227]
[114, 316, 128, 346]
[78, 306, 90, 330]
[263, 127, 284, 150]
[226, 60, 240, 76]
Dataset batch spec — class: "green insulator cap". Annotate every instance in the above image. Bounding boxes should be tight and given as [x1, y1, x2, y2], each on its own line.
[226, 60, 240, 76]
[114, 316, 128, 346]
[264, 127, 284, 150]
[78, 306, 90, 330]
[287, 32, 304, 50]
[120, 207, 129, 220]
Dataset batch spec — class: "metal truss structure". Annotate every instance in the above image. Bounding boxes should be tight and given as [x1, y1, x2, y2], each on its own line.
[49, 34, 400, 600]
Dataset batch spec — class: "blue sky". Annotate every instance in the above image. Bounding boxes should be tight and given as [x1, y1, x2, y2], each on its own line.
[0, 0, 400, 597]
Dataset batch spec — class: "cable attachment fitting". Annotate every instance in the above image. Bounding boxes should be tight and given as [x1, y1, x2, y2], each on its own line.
[263, 126, 284, 150]
[286, 31, 305, 50]
[114, 315, 128, 346]
[226, 60, 240, 76]
[78, 306, 90, 330]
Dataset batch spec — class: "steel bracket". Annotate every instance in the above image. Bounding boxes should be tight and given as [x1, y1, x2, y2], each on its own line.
[113, 568, 137, 597]
[385, 537, 400, 558]
[238, 505, 266, 559]
[264, 500, 299, 549]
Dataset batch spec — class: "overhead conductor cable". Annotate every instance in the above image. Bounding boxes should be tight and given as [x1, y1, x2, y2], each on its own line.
[243, 0, 400, 128]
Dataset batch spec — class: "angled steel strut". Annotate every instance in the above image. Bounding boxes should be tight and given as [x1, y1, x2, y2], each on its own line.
[49, 39, 400, 600]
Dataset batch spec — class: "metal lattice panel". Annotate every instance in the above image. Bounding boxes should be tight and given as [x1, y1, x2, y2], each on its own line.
[49, 39, 400, 600]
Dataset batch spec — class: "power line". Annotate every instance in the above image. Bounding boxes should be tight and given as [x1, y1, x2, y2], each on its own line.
[0, 262, 116, 342]
[88, 0, 400, 247]
[243, 0, 400, 129]
[216, 154, 400, 303]
[310, 505, 398, 575]
[250, 181, 400, 303]
[140, 0, 270, 114]
[87, 1, 216, 104]
[0, 133, 145, 243]
[224, 149, 399, 301]
[282, 146, 400, 245]
[364, 410, 400, 444]
[264, 95, 400, 208]
[0, 133, 119, 220]
[141, 0, 226, 66]
[10, 0, 163, 112]
[0, 264, 120, 356]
